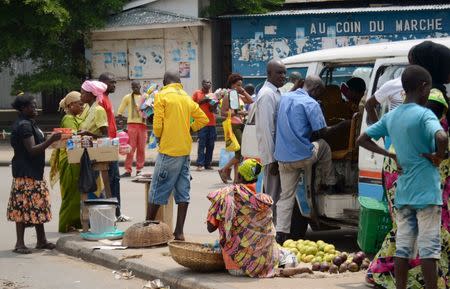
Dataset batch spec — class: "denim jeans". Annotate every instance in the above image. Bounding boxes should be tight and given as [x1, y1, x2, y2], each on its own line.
[396, 205, 441, 259]
[149, 154, 190, 205]
[108, 161, 121, 216]
[197, 126, 216, 168]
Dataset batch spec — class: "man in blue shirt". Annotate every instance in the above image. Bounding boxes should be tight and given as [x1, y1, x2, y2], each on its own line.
[357, 65, 447, 289]
[274, 76, 337, 243]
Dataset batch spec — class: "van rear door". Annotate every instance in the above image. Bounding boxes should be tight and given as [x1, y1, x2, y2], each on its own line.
[358, 57, 408, 201]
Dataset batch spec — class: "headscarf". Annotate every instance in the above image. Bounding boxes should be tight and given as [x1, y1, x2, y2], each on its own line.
[59, 91, 81, 113]
[409, 41, 450, 124]
[429, 88, 448, 109]
[81, 80, 107, 100]
[238, 158, 262, 182]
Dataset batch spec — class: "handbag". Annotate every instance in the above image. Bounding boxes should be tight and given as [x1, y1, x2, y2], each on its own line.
[241, 103, 259, 158]
[223, 110, 240, 152]
[78, 148, 98, 193]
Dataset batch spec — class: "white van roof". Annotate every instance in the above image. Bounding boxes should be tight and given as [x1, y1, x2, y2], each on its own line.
[283, 37, 450, 65]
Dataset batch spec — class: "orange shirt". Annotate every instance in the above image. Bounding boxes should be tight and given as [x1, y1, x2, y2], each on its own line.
[192, 90, 216, 126]
[98, 94, 117, 138]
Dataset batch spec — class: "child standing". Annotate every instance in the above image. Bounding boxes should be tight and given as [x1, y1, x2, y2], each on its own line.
[357, 65, 448, 289]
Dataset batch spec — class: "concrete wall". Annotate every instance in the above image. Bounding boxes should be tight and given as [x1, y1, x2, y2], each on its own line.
[90, 24, 213, 112]
[0, 60, 42, 109]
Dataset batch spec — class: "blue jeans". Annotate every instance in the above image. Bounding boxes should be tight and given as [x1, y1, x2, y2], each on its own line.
[149, 154, 190, 205]
[108, 161, 121, 216]
[197, 126, 216, 168]
[396, 205, 441, 259]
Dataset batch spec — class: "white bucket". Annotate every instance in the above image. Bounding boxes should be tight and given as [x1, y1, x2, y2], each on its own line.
[88, 205, 116, 234]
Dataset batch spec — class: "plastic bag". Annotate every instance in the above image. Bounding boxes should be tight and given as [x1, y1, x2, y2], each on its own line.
[148, 131, 158, 149]
[219, 148, 235, 169]
[78, 148, 98, 193]
[223, 110, 240, 152]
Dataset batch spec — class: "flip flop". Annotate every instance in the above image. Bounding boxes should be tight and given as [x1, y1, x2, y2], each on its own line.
[35, 242, 56, 250]
[13, 247, 32, 254]
[218, 169, 228, 184]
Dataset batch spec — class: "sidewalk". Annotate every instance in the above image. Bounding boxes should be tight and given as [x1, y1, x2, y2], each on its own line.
[0, 141, 225, 166]
[56, 234, 367, 289]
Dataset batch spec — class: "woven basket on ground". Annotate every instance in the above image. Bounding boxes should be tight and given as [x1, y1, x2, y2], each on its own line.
[168, 241, 225, 272]
[122, 221, 173, 248]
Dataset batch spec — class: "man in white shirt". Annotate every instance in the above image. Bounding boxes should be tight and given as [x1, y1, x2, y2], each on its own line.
[365, 77, 404, 124]
[255, 59, 287, 221]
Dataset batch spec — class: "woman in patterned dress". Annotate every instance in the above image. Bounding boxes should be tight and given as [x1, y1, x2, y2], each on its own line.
[207, 159, 311, 277]
[366, 41, 450, 288]
[7, 94, 62, 254]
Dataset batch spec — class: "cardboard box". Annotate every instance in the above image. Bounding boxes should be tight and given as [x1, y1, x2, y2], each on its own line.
[49, 140, 67, 149]
[67, 147, 119, 164]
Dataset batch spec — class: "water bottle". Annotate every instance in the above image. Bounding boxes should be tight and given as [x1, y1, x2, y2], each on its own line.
[66, 139, 74, 150]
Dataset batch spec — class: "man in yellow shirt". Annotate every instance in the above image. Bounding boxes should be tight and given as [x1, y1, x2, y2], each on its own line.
[147, 71, 208, 240]
[117, 81, 147, 177]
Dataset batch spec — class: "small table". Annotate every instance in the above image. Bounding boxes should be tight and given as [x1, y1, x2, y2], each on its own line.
[81, 161, 113, 232]
[132, 176, 174, 232]
[67, 147, 118, 232]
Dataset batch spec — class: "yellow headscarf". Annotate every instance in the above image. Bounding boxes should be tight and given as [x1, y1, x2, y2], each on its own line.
[238, 159, 262, 182]
[59, 91, 81, 113]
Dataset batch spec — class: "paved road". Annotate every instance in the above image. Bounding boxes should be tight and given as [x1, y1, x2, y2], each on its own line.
[0, 164, 362, 289]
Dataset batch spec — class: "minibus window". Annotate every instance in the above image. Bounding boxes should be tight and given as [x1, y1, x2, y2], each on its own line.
[286, 67, 308, 80]
[370, 64, 405, 120]
[320, 65, 373, 89]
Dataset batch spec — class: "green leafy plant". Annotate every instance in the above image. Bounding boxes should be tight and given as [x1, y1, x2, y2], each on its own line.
[0, 0, 126, 94]
[202, 0, 284, 17]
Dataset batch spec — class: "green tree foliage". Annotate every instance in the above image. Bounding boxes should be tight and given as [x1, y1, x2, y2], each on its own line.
[0, 0, 126, 93]
[203, 0, 284, 16]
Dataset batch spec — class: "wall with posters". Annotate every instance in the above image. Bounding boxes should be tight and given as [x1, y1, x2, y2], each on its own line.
[90, 25, 210, 110]
[231, 8, 450, 80]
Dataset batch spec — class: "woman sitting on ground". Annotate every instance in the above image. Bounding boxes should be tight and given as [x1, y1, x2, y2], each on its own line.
[207, 159, 312, 278]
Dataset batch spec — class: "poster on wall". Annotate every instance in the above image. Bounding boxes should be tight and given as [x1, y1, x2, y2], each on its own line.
[91, 40, 128, 79]
[165, 40, 197, 78]
[128, 39, 165, 79]
[179, 62, 190, 78]
[231, 8, 450, 77]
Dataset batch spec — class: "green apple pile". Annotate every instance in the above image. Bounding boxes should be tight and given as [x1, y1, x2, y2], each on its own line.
[281, 239, 371, 274]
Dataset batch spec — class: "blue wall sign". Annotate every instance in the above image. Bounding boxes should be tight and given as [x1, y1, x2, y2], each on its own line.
[231, 9, 450, 77]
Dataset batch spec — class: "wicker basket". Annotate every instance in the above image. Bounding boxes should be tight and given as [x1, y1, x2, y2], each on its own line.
[168, 241, 225, 272]
[122, 221, 173, 248]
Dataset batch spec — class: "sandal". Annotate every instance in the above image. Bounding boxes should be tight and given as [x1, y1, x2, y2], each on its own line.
[218, 169, 228, 184]
[13, 247, 32, 254]
[35, 242, 56, 250]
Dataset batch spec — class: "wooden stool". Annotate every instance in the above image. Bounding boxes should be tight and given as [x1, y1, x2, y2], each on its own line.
[144, 181, 174, 232]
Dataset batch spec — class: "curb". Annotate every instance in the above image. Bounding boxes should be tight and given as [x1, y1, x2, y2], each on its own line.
[56, 236, 232, 289]
[0, 160, 220, 167]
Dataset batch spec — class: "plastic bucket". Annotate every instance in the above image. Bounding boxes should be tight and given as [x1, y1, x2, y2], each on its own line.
[88, 204, 117, 234]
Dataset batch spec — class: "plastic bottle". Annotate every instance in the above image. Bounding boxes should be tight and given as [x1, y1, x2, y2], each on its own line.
[117, 131, 129, 145]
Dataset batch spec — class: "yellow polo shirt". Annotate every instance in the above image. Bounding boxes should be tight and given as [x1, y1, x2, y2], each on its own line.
[117, 93, 145, 124]
[153, 83, 208, 156]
